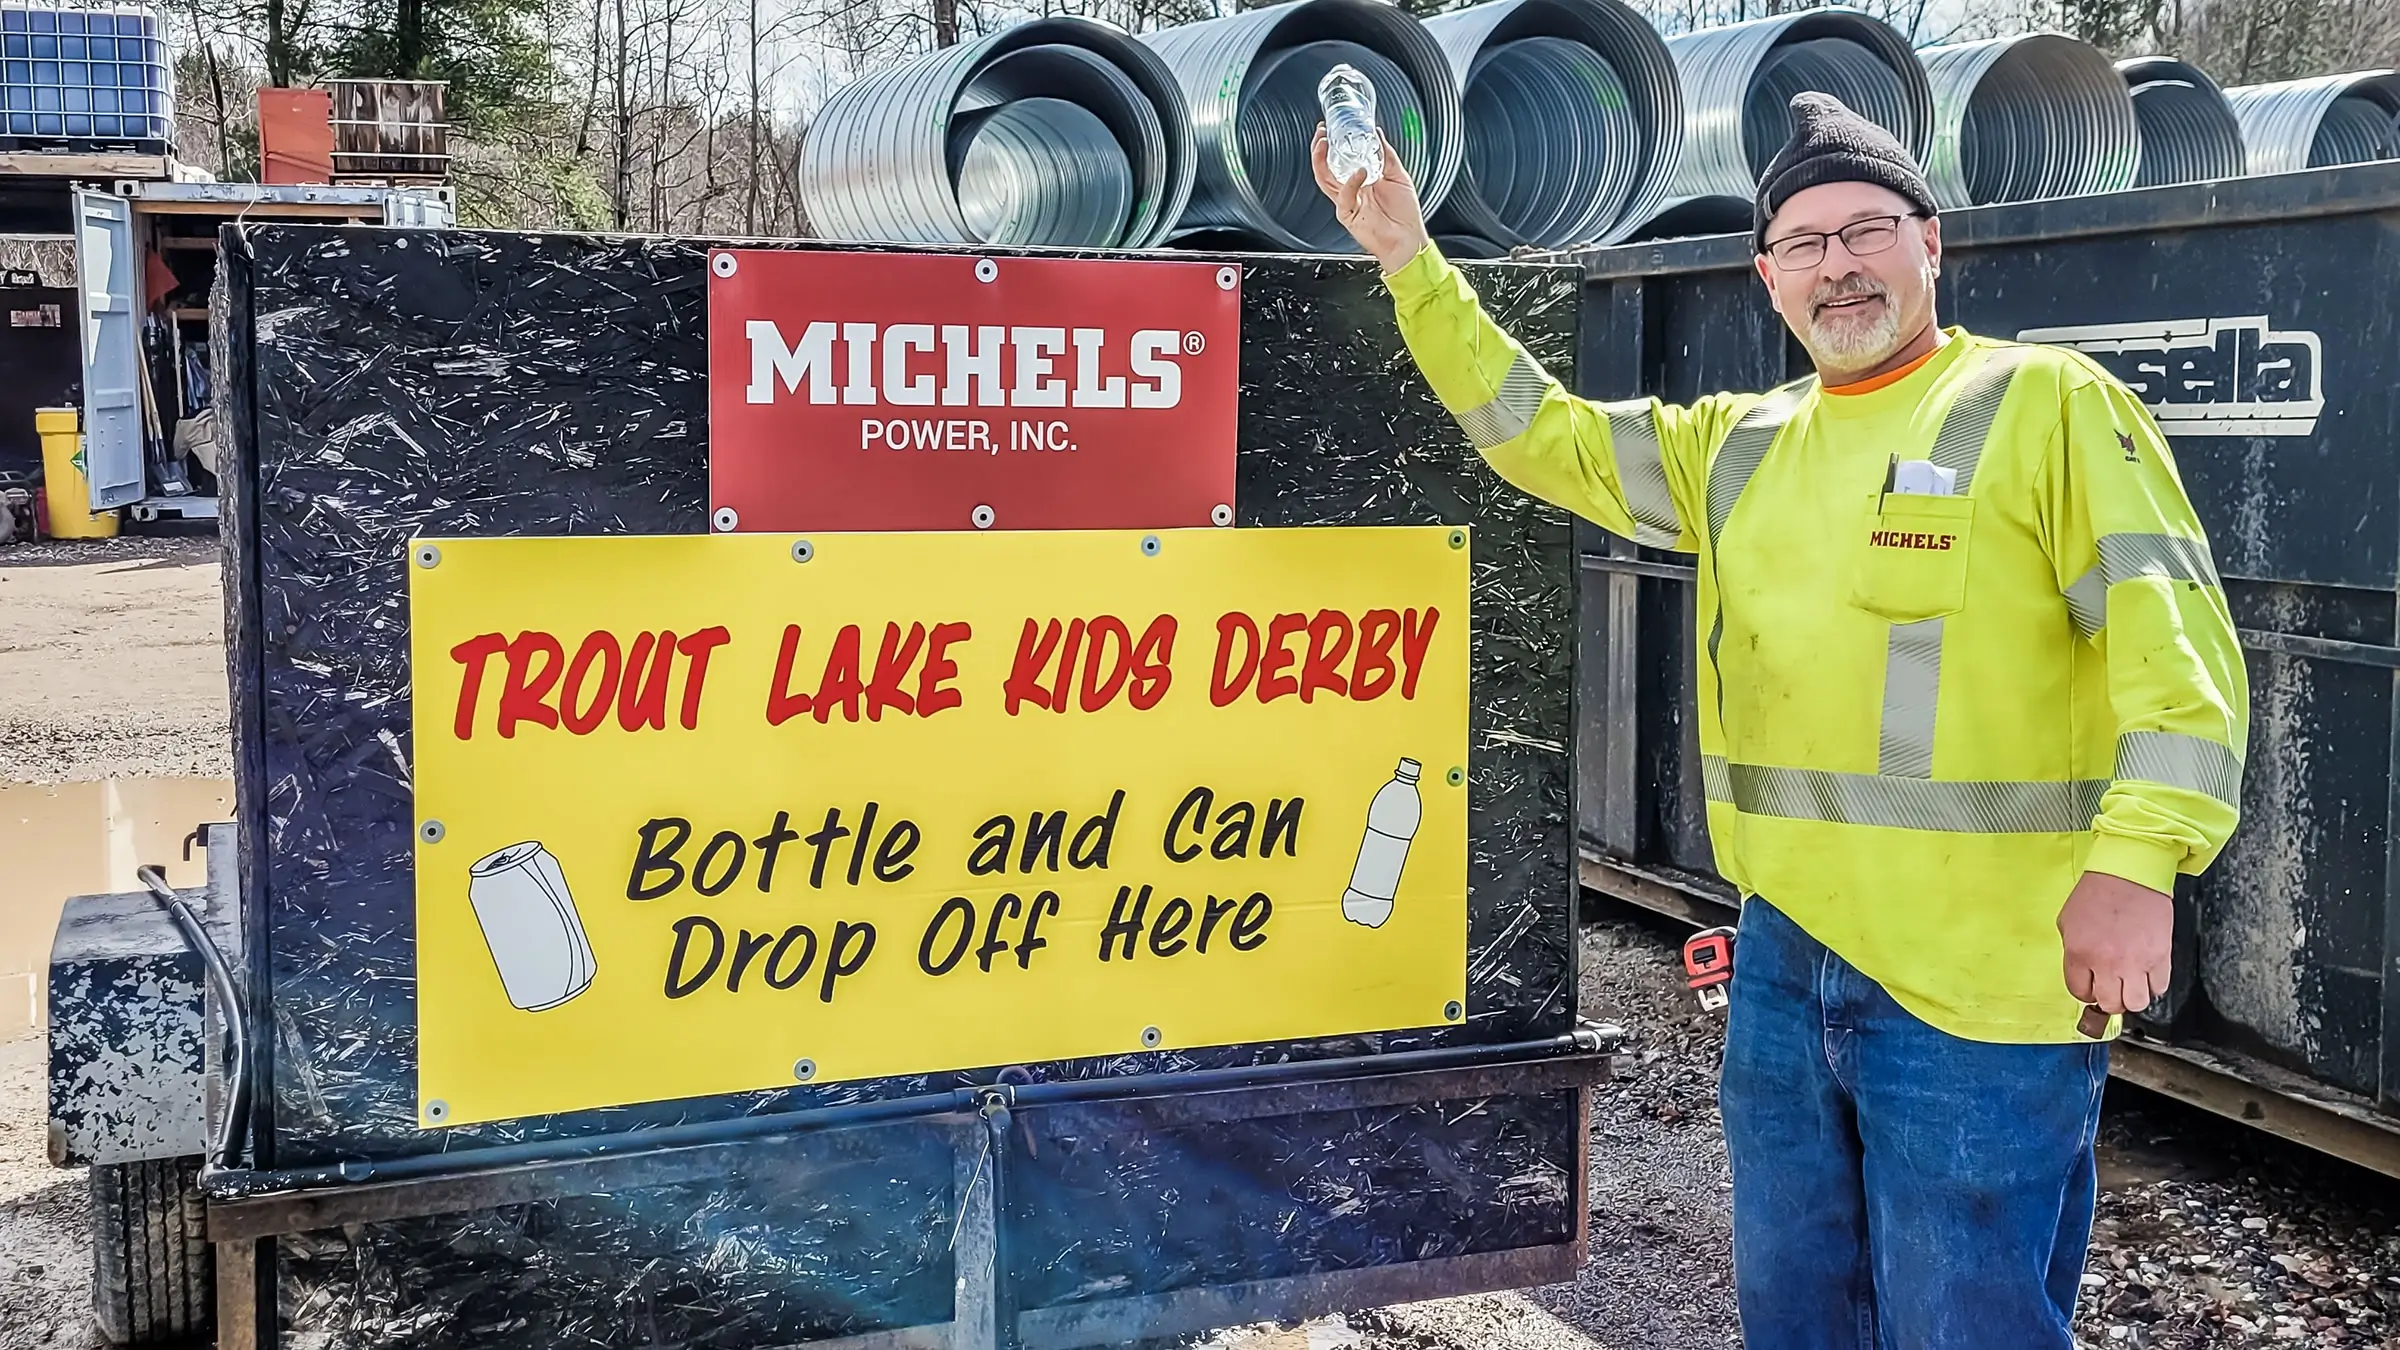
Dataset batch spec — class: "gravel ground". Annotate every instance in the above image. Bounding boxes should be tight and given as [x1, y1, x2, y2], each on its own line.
[0, 533, 229, 785]
[9, 532, 2400, 1350]
[0, 1036, 103, 1349]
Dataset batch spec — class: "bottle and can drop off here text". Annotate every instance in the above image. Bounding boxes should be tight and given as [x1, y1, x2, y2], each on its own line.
[1343, 758, 1422, 928]
[467, 841, 599, 1011]
[1318, 63, 1383, 187]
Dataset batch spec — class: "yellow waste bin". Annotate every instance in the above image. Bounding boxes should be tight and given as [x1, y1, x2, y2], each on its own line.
[35, 406, 118, 540]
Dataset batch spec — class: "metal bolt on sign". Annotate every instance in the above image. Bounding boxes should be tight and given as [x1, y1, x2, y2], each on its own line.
[712, 252, 738, 277]
[1211, 503, 1234, 527]
[1446, 766, 1465, 787]
[975, 258, 999, 283]
[1215, 265, 1238, 290]
[713, 507, 740, 532]
[791, 539, 815, 564]
[424, 1099, 450, 1123]
[972, 505, 996, 529]
[1140, 534, 1162, 556]
[1446, 528, 1467, 549]
[418, 819, 446, 843]
[793, 1058, 818, 1082]
[1445, 1001, 1464, 1022]
[413, 543, 441, 569]
[1141, 1025, 1163, 1049]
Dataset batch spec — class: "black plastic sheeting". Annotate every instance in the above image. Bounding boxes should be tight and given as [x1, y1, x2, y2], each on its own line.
[219, 229, 1583, 1342]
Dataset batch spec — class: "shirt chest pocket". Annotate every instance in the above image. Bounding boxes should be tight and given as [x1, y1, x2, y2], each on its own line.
[1851, 493, 1975, 624]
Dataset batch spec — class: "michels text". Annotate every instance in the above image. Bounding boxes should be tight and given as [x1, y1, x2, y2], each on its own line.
[746, 320, 1188, 456]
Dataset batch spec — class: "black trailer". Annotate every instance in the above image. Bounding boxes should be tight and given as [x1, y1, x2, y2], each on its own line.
[49, 229, 1613, 1347]
[1571, 161, 2400, 1176]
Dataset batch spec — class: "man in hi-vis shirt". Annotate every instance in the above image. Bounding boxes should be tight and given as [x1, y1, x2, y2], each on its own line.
[1314, 94, 2248, 1347]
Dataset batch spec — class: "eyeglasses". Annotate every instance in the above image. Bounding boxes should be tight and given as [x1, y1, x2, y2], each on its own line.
[1763, 213, 1922, 271]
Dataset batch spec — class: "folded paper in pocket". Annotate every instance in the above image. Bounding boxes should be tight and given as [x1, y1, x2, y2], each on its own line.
[1892, 460, 1957, 497]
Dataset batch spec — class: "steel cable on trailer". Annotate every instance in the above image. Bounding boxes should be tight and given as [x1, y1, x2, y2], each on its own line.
[1422, 0, 1683, 248]
[2117, 56, 2246, 188]
[799, 17, 1194, 249]
[1920, 33, 2140, 208]
[2225, 70, 2400, 174]
[1143, 0, 1464, 253]
[1641, 9, 1928, 239]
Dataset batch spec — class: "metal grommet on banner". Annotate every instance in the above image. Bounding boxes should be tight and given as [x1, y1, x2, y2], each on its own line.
[1140, 1025, 1163, 1049]
[974, 258, 999, 284]
[413, 543, 441, 569]
[712, 252, 737, 277]
[713, 507, 740, 532]
[1210, 504, 1234, 528]
[1215, 265, 1238, 291]
[972, 505, 996, 530]
[424, 1099, 449, 1123]
[1447, 528, 1468, 550]
[1446, 766, 1466, 788]
[792, 1058, 817, 1082]
[791, 539, 814, 564]
[1140, 534, 1162, 557]
[418, 819, 445, 844]
[1445, 1000, 1464, 1022]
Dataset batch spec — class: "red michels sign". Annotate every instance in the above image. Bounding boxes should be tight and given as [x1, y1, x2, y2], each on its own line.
[708, 249, 1241, 533]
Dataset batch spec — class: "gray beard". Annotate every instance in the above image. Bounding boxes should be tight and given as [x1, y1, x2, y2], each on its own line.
[1797, 260, 1937, 374]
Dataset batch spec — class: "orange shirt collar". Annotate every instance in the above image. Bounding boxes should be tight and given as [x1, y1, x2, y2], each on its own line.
[1825, 344, 1941, 396]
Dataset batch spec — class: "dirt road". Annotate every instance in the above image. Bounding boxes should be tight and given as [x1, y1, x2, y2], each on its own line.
[6, 531, 2400, 1350]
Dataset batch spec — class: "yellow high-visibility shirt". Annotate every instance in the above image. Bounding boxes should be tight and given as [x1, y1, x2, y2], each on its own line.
[1387, 244, 2248, 1044]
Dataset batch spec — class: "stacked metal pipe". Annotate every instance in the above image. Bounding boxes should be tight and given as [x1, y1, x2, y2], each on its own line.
[1143, 0, 1464, 253]
[1646, 9, 1929, 237]
[2225, 70, 2400, 174]
[1421, 0, 1682, 249]
[2117, 56, 2246, 188]
[1920, 34, 2140, 207]
[799, 18, 1194, 249]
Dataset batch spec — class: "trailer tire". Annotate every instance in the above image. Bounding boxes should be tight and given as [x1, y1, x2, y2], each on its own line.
[89, 1156, 213, 1345]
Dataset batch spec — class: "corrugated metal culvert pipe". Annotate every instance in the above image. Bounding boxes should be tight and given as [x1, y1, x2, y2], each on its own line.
[799, 17, 1195, 249]
[2225, 70, 2400, 174]
[2117, 56, 2246, 187]
[1420, 0, 1683, 249]
[1920, 33, 2140, 208]
[1647, 9, 1929, 235]
[1144, 0, 1464, 252]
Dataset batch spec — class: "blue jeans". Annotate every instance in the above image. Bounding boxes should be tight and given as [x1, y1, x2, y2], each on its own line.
[1719, 897, 2108, 1350]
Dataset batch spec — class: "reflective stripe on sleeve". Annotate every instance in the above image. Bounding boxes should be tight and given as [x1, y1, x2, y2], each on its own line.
[1601, 401, 1683, 548]
[2116, 730, 2242, 808]
[1451, 355, 1554, 449]
[2063, 533, 2223, 639]
[1700, 755, 2109, 834]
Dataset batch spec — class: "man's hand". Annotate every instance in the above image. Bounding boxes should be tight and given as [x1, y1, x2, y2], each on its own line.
[2058, 871, 2174, 1015]
[1311, 126, 1430, 276]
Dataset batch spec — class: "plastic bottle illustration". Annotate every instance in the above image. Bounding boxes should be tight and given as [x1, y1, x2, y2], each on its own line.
[1343, 758, 1423, 928]
[467, 841, 598, 1011]
[1318, 63, 1384, 187]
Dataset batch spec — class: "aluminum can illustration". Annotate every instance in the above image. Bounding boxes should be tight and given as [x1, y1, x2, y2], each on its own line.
[467, 841, 598, 1011]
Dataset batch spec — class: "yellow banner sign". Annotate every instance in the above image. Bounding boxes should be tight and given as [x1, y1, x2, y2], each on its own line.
[408, 528, 1471, 1125]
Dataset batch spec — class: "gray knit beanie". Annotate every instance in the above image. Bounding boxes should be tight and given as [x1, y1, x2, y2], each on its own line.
[1753, 92, 1939, 252]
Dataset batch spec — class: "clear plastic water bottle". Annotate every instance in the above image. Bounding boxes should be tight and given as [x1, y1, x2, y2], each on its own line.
[1318, 63, 1384, 187]
[1343, 758, 1423, 928]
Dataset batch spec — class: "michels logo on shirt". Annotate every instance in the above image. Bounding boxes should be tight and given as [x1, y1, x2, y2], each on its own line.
[1869, 529, 1957, 551]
